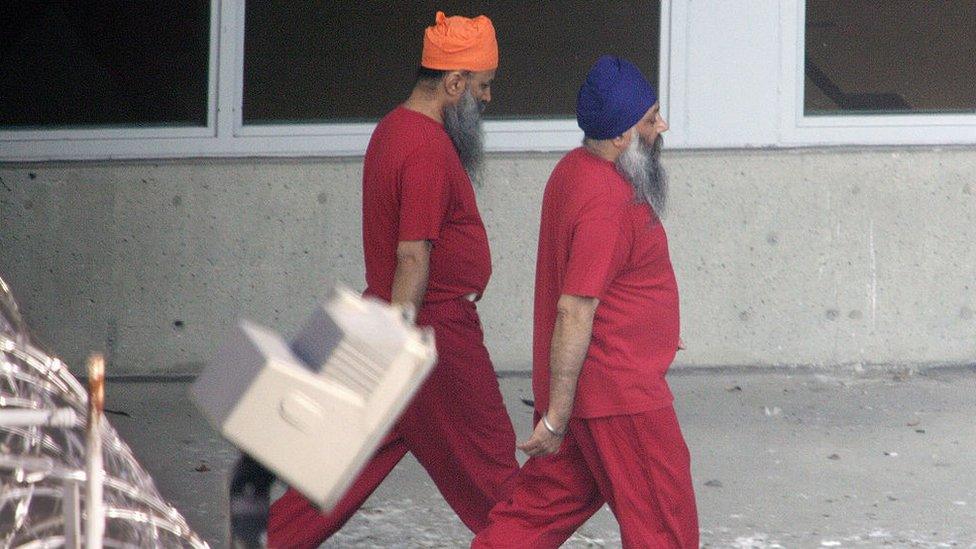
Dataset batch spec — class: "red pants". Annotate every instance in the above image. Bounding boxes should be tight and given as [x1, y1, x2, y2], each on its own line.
[267, 298, 519, 548]
[472, 406, 698, 549]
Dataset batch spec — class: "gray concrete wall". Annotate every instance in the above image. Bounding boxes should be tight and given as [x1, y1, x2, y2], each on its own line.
[1, 148, 974, 374]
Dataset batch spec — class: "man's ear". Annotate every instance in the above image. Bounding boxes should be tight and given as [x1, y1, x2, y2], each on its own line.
[611, 131, 631, 151]
[442, 71, 467, 98]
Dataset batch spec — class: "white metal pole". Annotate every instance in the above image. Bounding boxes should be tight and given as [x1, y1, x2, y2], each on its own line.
[85, 353, 105, 549]
[63, 480, 82, 549]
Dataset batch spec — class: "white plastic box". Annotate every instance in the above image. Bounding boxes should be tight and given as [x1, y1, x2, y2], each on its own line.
[191, 285, 436, 511]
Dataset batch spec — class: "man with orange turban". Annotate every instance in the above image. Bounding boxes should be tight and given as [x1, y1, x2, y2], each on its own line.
[266, 12, 518, 548]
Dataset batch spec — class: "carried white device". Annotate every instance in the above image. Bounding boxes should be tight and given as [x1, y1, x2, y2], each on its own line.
[191, 285, 436, 510]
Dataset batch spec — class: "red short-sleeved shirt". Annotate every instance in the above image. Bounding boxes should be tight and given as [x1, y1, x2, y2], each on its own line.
[362, 106, 491, 303]
[533, 147, 680, 418]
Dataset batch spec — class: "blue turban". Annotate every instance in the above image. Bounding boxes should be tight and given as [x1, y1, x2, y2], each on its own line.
[576, 55, 657, 140]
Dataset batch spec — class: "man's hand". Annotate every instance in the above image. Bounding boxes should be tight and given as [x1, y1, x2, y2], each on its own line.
[391, 302, 417, 324]
[517, 417, 565, 457]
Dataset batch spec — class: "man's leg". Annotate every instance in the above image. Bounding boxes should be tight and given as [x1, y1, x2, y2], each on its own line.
[229, 453, 277, 547]
[401, 299, 520, 532]
[471, 426, 604, 548]
[267, 298, 519, 546]
[574, 407, 699, 549]
[265, 432, 408, 549]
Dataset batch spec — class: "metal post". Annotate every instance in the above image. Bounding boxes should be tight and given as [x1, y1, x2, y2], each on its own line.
[63, 480, 82, 549]
[85, 353, 105, 549]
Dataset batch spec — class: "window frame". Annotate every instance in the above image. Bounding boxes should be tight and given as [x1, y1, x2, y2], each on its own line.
[0, 0, 222, 146]
[778, 0, 976, 147]
[0, 1, 671, 161]
[229, 2, 673, 155]
[13, 1, 975, 160]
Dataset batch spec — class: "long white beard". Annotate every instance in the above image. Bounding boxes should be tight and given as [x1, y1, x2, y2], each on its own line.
[616, 133, 668, 219]
[443, 89, 485, 186]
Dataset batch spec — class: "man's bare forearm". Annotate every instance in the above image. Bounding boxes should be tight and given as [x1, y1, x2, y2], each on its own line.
[391, 240, 432, 314]
[545, 295, 598, 430]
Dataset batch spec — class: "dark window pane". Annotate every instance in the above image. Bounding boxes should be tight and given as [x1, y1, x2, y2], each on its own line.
[243, 1, 659, 124]
[805, 0, 976, 115]
[0, 1, 210, 129]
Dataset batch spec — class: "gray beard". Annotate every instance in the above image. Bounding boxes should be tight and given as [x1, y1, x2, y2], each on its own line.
[443, 89, 485, 186]
[615, 134, 668, 220]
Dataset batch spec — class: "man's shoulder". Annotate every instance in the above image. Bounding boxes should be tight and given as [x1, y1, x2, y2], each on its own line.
[550, 149, 593, 184]
[375, 107, 450, 148]
[549, 149, 630, 204]
[367, 126, 454, 180]
[553, 147, 596, 170]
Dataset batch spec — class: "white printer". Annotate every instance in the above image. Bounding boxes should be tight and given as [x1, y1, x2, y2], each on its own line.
[191, 284, 436, 511]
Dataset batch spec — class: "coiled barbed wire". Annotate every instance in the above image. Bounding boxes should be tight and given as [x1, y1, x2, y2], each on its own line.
[0, 276, 208, 548]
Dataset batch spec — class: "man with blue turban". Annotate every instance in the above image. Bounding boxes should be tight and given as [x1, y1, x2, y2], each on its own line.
[473, 56, 699, 548]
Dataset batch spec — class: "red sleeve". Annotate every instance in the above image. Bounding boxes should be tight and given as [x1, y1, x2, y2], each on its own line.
[562, 195, 627, 299]
[398, 143, 451, 242]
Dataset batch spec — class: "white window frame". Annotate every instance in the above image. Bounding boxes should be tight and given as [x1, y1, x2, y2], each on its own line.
[25, 1, 976, 158]
[0, 0, 223, 158]
[230, 2, 672, 156]
[778, 0, 976, 147]
[0, 0, 671, 161]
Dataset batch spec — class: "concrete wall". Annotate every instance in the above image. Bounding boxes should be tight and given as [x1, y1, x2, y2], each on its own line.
[1, 148, 974, 375]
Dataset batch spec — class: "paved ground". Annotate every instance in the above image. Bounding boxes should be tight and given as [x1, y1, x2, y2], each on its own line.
[105, 366, 976, 548]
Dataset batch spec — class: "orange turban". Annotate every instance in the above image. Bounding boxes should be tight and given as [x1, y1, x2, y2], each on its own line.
[421, 11, 498, 72]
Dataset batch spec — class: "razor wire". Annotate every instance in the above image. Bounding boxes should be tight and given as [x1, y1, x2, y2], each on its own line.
[0, 276, 208, 548]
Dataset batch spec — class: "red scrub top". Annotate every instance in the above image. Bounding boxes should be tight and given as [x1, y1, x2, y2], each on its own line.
[533, 147, 679, 418]
[362, 106, 492, 304]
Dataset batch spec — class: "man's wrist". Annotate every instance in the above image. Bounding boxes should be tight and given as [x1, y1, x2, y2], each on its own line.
[392, 302, 417, 324]
[542, 413, 566, 437]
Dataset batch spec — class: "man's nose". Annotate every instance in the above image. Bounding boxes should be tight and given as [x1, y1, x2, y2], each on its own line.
[658, 115, 669, 133]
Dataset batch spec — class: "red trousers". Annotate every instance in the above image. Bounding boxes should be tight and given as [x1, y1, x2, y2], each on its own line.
[472, 406, 699, 549]
[267, 298, 519, 548]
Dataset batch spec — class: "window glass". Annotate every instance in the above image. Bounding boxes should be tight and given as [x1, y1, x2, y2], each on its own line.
[805, 0, 976, 115]
[243, 1, 660, 123]
[0, 1, 211, 129]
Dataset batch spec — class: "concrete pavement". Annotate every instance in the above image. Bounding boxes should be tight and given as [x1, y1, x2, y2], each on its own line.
[106, 366, 976, 548]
